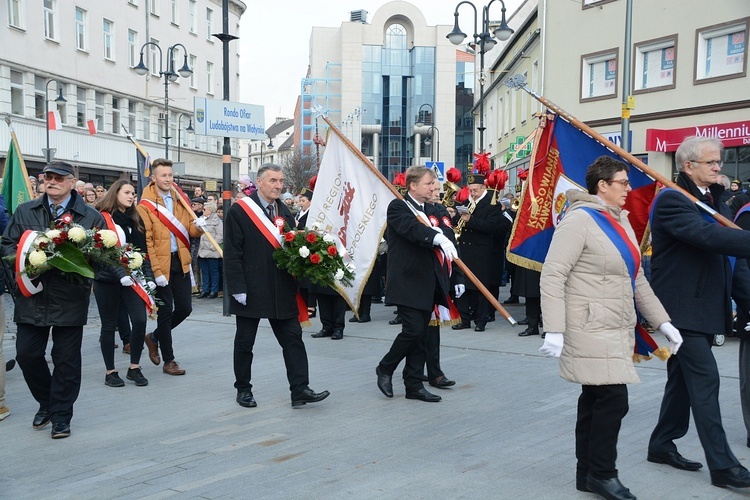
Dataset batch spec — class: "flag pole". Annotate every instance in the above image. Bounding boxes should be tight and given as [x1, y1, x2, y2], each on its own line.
[504, 75, 739, 229]
[123, 127, 223, 257]
[4, 116, 34, 198]
[320, 115, 517, 326]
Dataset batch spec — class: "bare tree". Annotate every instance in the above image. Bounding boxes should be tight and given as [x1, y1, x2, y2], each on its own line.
[281, 149, 318, 194]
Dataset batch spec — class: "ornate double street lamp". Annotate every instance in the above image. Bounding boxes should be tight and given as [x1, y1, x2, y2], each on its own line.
[424, 126, 440, 162]
[415, 103, 438, 162]
[43, 79, 67, 163]
[133, 42, 192, 158]
[177, 112, 194, 162]
[260, 134, 274, 165]
[447, 0, 513, 153]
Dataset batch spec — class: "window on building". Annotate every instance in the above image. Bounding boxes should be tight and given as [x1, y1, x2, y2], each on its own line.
[503, 89, 510, 135]
[149, 0, 159, 16]
[633, 35, 677, 93]
[170, 0, 178, 24]
[170, 119, 176, 145]
[128, 29, 138, 67]
[34, 76, 46, 119]
[43, 0, 57, 40]
[497, 95, 504, 138]
[95, 92, 104, 131]
[128, 101, 137, 133]
[189, 0, 196, 33]
[150, 37, 159, 76]
[695, 18, 748, 84]
[103, 19, 114, 61]
[76, 87, 87, 127]
[580, 48, 618, 102]
[206, 8, 213, 40]
[189, 54, 197, 88]
[112, 96, 120, 134]
[75, 7, 87, 51]
[206, 61, 214, 94]
[8, 0, 25, 29]
[144, 109, 151, 140]
[582, 0, 617, 8]
[10, 70, 24, 115]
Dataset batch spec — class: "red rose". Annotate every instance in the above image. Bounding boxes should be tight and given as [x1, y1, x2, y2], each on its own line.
[94, 233, 102, 242]
[284, 231, 296, 242]
[95, 242, 103, 249]
[306, 232, 317, 243]
[38, 242, 48, 249]
[121, 257, 129, 265]
[327, 245, 337, 256]
[309, 253, 321, 264]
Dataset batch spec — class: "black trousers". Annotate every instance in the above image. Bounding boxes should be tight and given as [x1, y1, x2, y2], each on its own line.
[575, 384, 629, 480]
[317, 294, 347, 332]
[16, 323, 84, 424]
[357, 294, 372, 318]
[117, 300, 131, 344]
[153, 254, 193, 363]
[423, 325, 444, 380]
[378, 305, 430, 391]
[525, 296, 541, 331]
[93, 280, 148, 369]
[457, 289, 489, 327]
[233, 316, 310, 398]
[649, 330, 739, 471]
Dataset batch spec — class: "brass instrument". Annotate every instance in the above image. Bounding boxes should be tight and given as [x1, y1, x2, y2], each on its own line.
[442, 180, 459, 207]
[454, 199, 477, 240]
[511, 198, 521, 211]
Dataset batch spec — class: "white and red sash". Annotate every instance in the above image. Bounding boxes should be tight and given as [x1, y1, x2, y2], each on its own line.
[16, 230, 44, 297]
[101, 211, 126, 247]
[236, 197, 310, 325]
[138, 199, 190, 249]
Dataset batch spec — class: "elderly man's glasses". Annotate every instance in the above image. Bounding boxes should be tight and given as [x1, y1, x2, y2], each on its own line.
[691, 159, 723, 167]
[607, 179, 631, 187]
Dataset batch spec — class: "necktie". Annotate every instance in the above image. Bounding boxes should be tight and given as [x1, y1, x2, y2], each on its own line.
[50, 204, 60, 218]
[268, 203, 276, 220]
[705, 191, 714, 206]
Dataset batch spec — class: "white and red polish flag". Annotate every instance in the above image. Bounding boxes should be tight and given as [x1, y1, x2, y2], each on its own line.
[87, 119, 97, 135]
[47, 110, 62, 131]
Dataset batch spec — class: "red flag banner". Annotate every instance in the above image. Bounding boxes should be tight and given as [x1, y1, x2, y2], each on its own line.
[87, 119, 97, 135]
[47, 110, 62, 131]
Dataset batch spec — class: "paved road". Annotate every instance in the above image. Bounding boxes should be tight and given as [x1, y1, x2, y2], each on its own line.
[1, 294, 748, 499]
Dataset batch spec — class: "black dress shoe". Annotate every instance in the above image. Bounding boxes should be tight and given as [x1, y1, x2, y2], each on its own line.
[208, 292, 218, 298]
[647, 450, 703, 471]
[291, 387, 330, 408]
[311, 329, 332, 338]
[331, 329, 343, 340]
[376, 366, 393, 398]
[5, 359, 15, 371]
[518, 327, 539, 337]
[388, 317, 402, 325]
[33, 408, 51, 429]
[429, 376, 456, 389]
[585, 476, 635, 500]
[517, 317, 529, 325]
[711, 465, 750, 488]
[51, 422, 71, 439]
[197, 292, 209, 298]
[236, 392, 257, 408]
[451, 323, 470, 330]
[503, 296, 519, 304]
[405, 388, 442, 402]
[357, 315, 371, 323]
[348, 316, 359, 323]
[474, 325, 485, 332]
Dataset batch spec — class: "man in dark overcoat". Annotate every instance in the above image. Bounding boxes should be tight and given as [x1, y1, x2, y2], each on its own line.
[647, 136, 750, 488]
[224, 164, 329, 409]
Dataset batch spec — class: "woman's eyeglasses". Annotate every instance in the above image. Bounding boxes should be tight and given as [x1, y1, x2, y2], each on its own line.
[607, 179, 631, 187]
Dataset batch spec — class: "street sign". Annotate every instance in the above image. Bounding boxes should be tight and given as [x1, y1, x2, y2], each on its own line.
[426, 161, 445, 181]
[193, 97, 266, 140]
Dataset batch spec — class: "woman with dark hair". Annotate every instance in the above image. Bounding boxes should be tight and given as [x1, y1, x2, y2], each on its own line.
[84, 187, 97, 205]
[93, 180, 153, 387]
[540, 156, 682, 499]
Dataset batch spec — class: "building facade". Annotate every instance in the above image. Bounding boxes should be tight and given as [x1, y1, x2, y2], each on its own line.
[0, 0, 246, 189]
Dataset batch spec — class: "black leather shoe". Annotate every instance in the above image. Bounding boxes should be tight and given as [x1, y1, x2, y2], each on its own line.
[586, 476, 635, 500]
[348, 316, 359, 323]
[357, 315, 371, 323]
[576, 471, 590, 492]
[197, 292, 209, 298]
[474, 325, 485, 332]
[517, 317, 529, 325]
[451, 323, 470, 330]
[429, 376, 456, 389]
[331, 329, 343, 340]
[51, 422, 71, 439]
[208, 292, 218, 299]
[647, 450, 703, 471]
[711, 465, 750, 488]
[388, 317, 402, 325]
[405, 388, 442, 402]
[503, 296, 519, 304]
[33, 408, 51, 429]
[311, 329, 332, 338]
[291, 387, 330, 408]
[376, 366, 393, 398]
[518, 327, 539, 337]
[236, 392, 257, 408]
[5, 358, 15, 371]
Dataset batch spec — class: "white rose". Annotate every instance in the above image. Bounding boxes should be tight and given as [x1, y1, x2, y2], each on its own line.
[45, 229, 61, 239]
[28, 250, 48, 267]
[334, 269, 344, 281]
[128, 252, 144, 269]
[67, 226, 86, 243]
[323, 234, 334, 243]
[298, 246, 310, 258]
[99, 230, 119, 248]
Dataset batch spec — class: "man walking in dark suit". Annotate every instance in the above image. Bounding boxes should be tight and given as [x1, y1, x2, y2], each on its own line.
[647, 136, 750, 488]
[224, 164, 329, 409]
[376, 166, 459, 403]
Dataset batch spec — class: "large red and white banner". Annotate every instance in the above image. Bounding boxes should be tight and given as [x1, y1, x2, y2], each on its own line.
[306, 123, 395, 311]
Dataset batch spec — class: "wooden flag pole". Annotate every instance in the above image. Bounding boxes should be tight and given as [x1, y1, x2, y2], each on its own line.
[504, 75, 739, 230]
[320, 115, 517, 325]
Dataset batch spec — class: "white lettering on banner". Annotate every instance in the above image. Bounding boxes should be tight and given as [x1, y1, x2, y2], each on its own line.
[656, 137, 668, 152]
[695, 123, 750, 141]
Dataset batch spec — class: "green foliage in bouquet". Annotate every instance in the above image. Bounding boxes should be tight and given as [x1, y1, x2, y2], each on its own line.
[273, 229, 355, 288]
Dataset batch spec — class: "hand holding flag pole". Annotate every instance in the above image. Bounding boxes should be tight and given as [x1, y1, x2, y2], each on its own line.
[504, 74, 739, 229]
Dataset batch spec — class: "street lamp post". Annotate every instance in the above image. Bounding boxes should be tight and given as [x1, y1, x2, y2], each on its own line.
[447, 0, 513, 154]
[176, 113, 194, 162]
[415, 103, 435, 163]
[43, 79, 67, 163]
[424, 126, 440, 162]
[133, 42, 193, 158]
[260, 135, 274, 166]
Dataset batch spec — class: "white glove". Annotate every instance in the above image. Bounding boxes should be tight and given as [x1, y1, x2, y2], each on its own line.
[193, 217, 208, 231]
[539, 332, 564, 358]
[120, 276, 135, 287]
[433, 233, 458, 260]
[145, 281, 157, 291]
[430, 226, 443, 234]
[454, 284, 465, 298]
[658, 322, 683, 355]
[233, 293, 247, 305]
[155, 275, 169, 287]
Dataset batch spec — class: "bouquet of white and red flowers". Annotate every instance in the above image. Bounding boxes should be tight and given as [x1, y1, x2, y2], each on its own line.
[273, 228, 355, 288]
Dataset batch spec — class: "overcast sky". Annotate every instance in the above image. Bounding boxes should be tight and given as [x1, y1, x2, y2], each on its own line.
[237, 0, 523, 127]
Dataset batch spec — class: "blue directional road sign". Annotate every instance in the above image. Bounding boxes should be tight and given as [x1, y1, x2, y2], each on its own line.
[426, 161, 445, 181]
